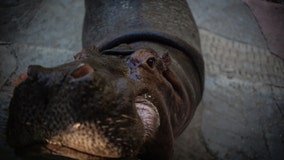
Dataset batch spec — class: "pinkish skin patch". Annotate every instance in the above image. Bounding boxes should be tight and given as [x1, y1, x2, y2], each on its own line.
[14, 72, 28, 87]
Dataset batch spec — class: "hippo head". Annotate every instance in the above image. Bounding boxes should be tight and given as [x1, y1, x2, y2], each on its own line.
[6, 46, 192, 159]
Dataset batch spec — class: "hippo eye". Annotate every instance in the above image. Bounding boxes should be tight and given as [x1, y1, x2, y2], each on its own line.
[146, 57, 156, 68]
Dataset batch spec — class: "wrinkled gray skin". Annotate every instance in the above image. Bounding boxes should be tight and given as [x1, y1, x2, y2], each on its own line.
[6, 0, 204, 160]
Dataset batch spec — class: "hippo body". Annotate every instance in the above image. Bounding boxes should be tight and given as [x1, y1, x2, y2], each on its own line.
[6, 0, 204, 159]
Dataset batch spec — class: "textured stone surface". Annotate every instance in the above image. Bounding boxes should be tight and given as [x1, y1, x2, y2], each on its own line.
[0, 45, 16, 88]
[174, 29, 284, 160]
[187, 0, 268, 49]
[0, 0, 83, 51]
[200, 29, 284, 160]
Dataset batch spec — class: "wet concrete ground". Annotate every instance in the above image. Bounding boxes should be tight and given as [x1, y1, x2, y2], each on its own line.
[0, 0, 283, 159]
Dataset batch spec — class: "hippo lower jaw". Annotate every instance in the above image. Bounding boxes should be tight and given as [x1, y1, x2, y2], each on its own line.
[12, 92, 160, 159]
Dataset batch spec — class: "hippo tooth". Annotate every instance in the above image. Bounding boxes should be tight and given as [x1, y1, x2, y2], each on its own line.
[45, 139, 62, 146]
[72, 123, 81, 129]
[142, 93, 152, 99]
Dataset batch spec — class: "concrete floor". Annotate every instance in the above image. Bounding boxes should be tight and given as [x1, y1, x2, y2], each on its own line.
[0, 0, 283, 160]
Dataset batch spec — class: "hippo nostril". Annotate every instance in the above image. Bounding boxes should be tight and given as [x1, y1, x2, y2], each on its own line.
[27, 65, 37, 79]
[71, 64, 94, 79]
[27, 65, 47, 81]
[26, 65, 59, 85]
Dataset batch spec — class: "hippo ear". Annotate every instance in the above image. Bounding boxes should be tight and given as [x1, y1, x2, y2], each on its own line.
[161, 53, 184, 99]
[161, 52, 171, 71]
[74, 45, 100, 60]
[71, 64, 94, 79]
[74, 49, 91, 60]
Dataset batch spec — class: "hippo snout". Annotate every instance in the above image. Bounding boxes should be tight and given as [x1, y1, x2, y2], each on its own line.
[7, 52, 164, 159]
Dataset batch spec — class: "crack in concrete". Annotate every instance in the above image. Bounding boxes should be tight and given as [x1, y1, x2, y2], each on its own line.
[198, 128, 218, 160]
[0, 42, 12, 45]
[270, 86, 284, 118]
[275, 102, 284, 118]
[0, 44, 18, 90]
[261, 127, 272, 160]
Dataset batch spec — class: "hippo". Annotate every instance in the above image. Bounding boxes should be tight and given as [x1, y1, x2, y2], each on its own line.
[6, 0, 204, 159]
